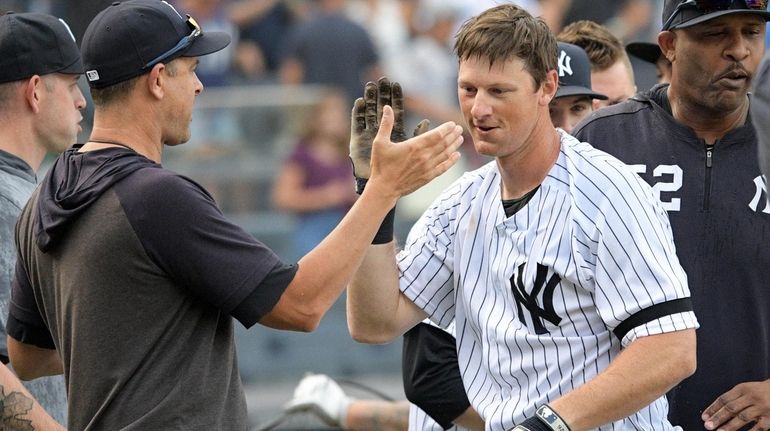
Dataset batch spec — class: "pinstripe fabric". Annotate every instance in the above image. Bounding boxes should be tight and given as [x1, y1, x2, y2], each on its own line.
[398, 131, 698, 431]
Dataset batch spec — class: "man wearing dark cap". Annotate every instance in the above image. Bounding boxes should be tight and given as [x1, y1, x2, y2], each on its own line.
[574, 1, 770, 430]
[0, 11, 87, 429]
[549, 42, 608, 133]
[4, 0, 463, 429]
[625, 41, 673, 84]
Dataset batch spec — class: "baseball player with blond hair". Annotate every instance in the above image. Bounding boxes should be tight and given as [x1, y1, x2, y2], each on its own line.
[347, 4, 699, 431]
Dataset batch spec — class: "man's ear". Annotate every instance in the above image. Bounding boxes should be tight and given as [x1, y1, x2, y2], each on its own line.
[658, 31, 676, 63]
[23, 75, 44, 114]
[146, 63, 166, 100]
[541, 69, 559, 106]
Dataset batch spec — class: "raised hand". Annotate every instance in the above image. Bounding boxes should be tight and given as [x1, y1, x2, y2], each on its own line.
[349, 77, 413, 180]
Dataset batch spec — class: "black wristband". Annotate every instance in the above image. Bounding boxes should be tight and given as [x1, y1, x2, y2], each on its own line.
[355, 177, 368, 195]
[511, 405, 571, 431]
[372, 206, 396, 244]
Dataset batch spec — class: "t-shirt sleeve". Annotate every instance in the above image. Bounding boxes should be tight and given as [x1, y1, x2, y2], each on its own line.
[115, 171, 290, 327]
[579, 160, 698, 346]
[7, 256, 55, 349]
[402, 322, 469, 429]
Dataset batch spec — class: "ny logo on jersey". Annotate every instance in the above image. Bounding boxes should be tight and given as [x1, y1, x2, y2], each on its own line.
[510, 262, 562, 334]
[749, 175, 770, 214]
[557, 50, 573, 77]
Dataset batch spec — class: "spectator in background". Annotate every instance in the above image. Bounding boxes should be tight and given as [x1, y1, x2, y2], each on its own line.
[558, 20, 638, 108]
[272, 90, 357, 260]
[279, 0, 382, 103]
[626, 41, 672, 84]
[227, 0, 297, 82]
[388, 0, 463, 132]
[347, 0, 419, 71]
[175, 0, 238, 87]
[549, 42, 609, 132]
[560, 0, 655, 41]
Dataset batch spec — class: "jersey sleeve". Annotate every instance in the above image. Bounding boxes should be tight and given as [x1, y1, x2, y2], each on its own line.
[115, 171, 290, 328]
[398, 182, 462, 328]
[7, 256, 55, 349]
[577, 157, 698, 346]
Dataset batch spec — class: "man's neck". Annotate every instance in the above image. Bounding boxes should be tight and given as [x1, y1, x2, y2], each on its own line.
[0, 117, 46, 172]
[86, 110, 163, 163]
[667, 85, 749, 145]
[496, 125, 561, 200]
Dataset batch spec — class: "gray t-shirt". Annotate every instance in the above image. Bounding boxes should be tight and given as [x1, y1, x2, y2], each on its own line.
[9, 147, 292, 429]
[0, 149, 67, 424]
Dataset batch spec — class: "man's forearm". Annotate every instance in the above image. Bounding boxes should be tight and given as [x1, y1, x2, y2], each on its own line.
[0, 363, 65, 431]
[548, 329, 696, 431]
[347, 241, 424, 344]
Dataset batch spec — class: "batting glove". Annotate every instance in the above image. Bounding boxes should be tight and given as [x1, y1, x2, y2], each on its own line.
[284, 373, 353, 428]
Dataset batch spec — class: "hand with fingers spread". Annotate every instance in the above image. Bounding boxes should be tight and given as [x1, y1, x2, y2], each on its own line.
[349, 77, 433, 191]
[366, 105, 463, 199]
[702, 380, 770, 431]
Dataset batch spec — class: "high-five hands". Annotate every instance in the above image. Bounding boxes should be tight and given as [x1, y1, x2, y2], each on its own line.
[349, 77, 462, 198]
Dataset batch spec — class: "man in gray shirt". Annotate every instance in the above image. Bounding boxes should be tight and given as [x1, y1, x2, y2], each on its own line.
[0, 11, 88, 427]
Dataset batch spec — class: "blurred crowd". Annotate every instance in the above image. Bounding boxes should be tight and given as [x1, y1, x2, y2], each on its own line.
[1, 0, 663, 99]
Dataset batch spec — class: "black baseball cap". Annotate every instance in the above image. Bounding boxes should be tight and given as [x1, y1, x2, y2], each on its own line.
[555, 42, 608, 100]
[626, 42, 662, 65]
[81, 0, 231, 89]
[662, 0, 770, 31]
[0, 12, 83, 84]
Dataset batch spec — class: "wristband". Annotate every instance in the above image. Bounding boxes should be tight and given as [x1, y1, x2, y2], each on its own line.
[372, 206, 396, 244]
[512, 405, 571, 431]
[355, 177, 368, 195]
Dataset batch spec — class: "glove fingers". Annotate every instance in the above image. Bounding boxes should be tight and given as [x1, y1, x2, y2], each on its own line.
[377, 76, 392, 123]
[351, 97, 365, 135]
[364, 82, 378, 131]
[391, 81, 406, 141]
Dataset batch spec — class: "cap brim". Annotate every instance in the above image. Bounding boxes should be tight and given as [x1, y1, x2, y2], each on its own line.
[556, 85, 608, 100]
[183, 31, 231, 58]
[672, 9, 770, 29]
[626, 42, 661, 64]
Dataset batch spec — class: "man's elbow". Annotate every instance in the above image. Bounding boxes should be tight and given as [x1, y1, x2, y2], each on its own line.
[668, 329, 697, 382]
[348, 320, 399, 344]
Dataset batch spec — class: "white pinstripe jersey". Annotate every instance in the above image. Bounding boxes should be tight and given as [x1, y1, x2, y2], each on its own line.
[397, 131, 699, 431]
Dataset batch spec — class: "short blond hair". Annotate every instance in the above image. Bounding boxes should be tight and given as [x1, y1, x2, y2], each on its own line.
[454, 4, 557, 88]
[557, 20, 634, 81]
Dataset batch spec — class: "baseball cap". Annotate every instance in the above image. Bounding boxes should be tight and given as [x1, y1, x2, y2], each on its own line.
[555, 42, 608, 100]
[662, 0, 770, 31]
[81, 0, 231, 89]
[625, 42, 662, 65]
[0, 12, 83, 84]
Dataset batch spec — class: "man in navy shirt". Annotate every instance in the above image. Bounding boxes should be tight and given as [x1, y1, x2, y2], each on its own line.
[574, 1, 770, 429]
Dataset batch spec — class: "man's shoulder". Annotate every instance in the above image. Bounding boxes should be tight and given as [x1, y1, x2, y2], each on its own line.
[573, 94, 654, 137]
[115, 167, 210, 208]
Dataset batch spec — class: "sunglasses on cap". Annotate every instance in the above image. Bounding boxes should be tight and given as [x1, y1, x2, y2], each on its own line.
[663, 0, 769, 30]
[142, 15, 201, 69]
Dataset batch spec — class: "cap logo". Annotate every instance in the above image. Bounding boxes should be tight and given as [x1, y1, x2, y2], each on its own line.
[86, 70, 100, 82]
[558, 50, 573, 77]
[160, 1, 184, 20]
[58, 18, 76, 43]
